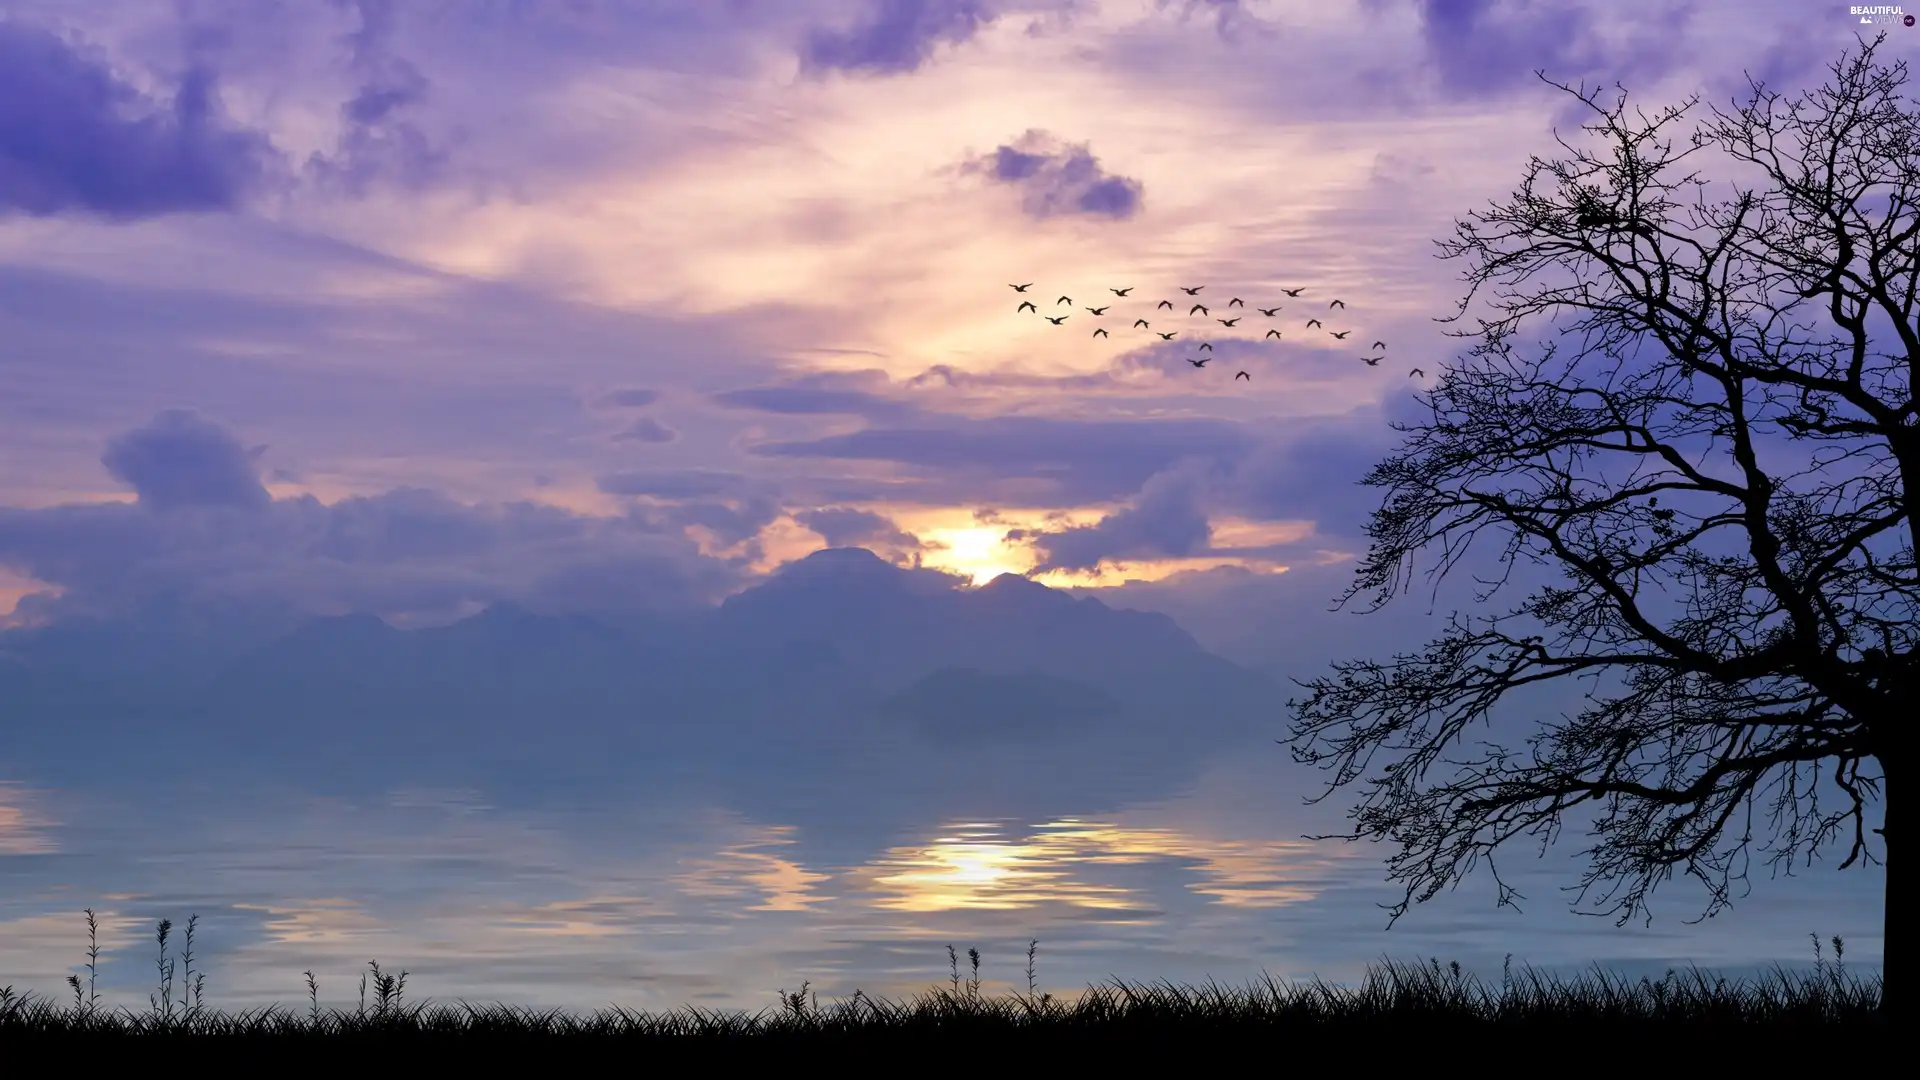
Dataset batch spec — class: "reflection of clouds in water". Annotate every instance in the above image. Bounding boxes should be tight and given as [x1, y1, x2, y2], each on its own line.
[0, 781, 58, 855]
[235, 898, 387, 948]
[671, 825, 834, 913]
[858, 818, 1344, 914]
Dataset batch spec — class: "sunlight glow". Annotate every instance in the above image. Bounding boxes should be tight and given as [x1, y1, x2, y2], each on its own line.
[857, 818, 1333, 913]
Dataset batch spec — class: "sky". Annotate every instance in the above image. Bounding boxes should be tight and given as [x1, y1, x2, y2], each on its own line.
[0, 0, 1897, 1013]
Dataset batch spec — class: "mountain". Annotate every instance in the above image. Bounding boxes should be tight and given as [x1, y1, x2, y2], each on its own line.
[4, 548, 1289, 817]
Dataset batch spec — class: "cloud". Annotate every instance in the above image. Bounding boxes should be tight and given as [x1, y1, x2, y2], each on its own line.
[751, 414, 1254, 504]
[610, 417, 679, 443]
[1, 414, 746, 626]
[305, 0, 451, 194]
[1026, 458, 1217, 572]
[799, 0, 997, 76]
[603, 388, 660, 408]
[963, 129, 1144, 220]
[99, 409, 272, 513]
[710, 384, 914, 420]
[1414, 0, 1691, 103]
[595, 469, 754, 499]
[0, 19, 279, 219]
[793, 507, 918, 549]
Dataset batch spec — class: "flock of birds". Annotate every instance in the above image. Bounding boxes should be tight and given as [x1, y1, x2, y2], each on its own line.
[1007, 283, 1424, 383]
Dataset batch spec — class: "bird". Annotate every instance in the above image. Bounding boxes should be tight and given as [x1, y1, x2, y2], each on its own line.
[1257, 307, 1281, 317]
[1330, 330, 1351, 340]
[1133, 319, 1151, 328]
[1282, 287, 1305, 297]
[1329, 299, 1346, 309]
[1156, 331, 1177, 340]
[1111, 287, 1133, 296]
[1045, 315, 1069, 325]
[1086, 306, 1110, 315]
[1188, 357, 1210, 367]
[1235, 371, 1251, 381]
[1371, 340, 1386, 350]
[1218, 317, 1241, 327]
[1198, 343, 1214, 352]
[1265, 329, 1282, 339]
[1180, 285, 1205, 295]
[1158, 300, 1174, 310]
[1093, 328, 1109, 337]
[1361, 356, 1382, 366]
[1016, 301, 1036, 312]
[1057, 296, 1074, 306]
[1306, 318, 1323, 329]
[1228, 297, 1245, 307]
[1010, 283, 1033, 292]
[1190, 304, 1209, 316]
[1409, 368, 1426, 378]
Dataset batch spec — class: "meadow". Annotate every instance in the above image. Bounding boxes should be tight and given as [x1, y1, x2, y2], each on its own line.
[0, 908, 1887, 1064]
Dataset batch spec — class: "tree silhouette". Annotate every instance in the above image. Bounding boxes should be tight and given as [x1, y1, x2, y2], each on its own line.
[1288, 37, 1909, 1008]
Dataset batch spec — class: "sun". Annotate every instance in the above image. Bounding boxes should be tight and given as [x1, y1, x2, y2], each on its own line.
[917, 525, 1031, 585]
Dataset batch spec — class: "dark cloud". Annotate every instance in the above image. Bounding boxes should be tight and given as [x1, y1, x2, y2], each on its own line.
[751, 414, 1253, 504]
[100, 409, 272, 513]
[965, 129, 1143, 220]
[610, 417, 679, 443]
[603, 388, 660, 408]
[794, 507, 919, 549]
[305, 0, 451, 194]
[1416, 0, 1688, 103]
[1029, 459, 1217, 573]
[799, 0, 996, 76]
[0, 20, 278, 219]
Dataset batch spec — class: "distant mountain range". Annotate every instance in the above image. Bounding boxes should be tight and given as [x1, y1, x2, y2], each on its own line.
[1, 548, 1289, 820]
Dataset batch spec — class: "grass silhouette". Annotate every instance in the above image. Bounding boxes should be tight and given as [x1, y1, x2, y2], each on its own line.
[0, 909, 1886, 1063]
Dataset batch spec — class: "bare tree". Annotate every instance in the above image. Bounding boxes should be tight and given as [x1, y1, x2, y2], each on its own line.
[1288, 36, 1910, 1008]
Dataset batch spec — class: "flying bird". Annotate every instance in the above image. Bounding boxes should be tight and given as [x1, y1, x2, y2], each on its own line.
[1198, 343, 1214, 352]
[1010, 283, 1033, 292]
[1409, 368, 1426, 378]
[1093, 328, 1109, 337]
[1257, 307, 1281, 317]
[1235, 371, 1251, 381]
[1057, 296, 1073, 305]
[1158, 300, 1174, 310]
[1190, 304, 1209, 316]
[1218, 318, 1241, 327]
[1156, 332, 1177, 340]
[1265, 329, 1282, 339]
[1371, 340, 1387, 350]
[1045, 315, 1069, 325]
[1329, 299, 1346, 309]
[1133, 319, 1151, 328]
[1330, 330, 1352, 340]
[1016, 301, 1036, 312]
[1361, 356, 1382, 366]
[1282, 287, 1305, 297]
[1188, 357, 1210, 367]
[1111, 287, 1133, 296]
[1086, 306, 1110, 315]
[1228, 297, 1245, 308]
[1180, 286, 1205, 295]
[1306, 318, 1323, 329]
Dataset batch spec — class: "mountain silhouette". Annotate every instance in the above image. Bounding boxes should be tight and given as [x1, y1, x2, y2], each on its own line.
[2, 548, 1288, 825]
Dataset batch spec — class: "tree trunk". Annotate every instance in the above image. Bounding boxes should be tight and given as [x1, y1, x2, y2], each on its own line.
[1884, 758, 1895, 1018]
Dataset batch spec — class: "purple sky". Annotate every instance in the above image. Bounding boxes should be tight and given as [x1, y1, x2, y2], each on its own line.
[0, 0, 1890, 629]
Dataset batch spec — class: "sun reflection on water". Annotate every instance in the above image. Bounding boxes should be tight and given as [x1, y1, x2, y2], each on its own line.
[858, 818, 1333, 913]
